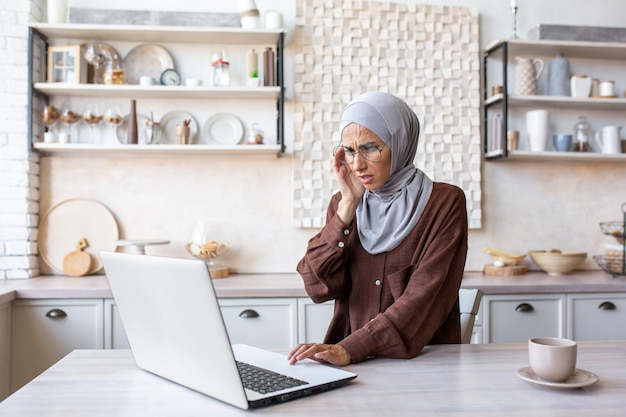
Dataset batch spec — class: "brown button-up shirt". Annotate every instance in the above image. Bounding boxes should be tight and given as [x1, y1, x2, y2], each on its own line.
[297, 182, 468, 363]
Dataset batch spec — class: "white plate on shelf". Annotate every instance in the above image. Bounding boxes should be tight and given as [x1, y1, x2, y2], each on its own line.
[123, 44, 174, 85]
[201, 113, 244, 145]
[116, 114, 150, 144]
[39, 199, 119, 275]
[516, 366, 599, 389]
[158, 111, 199, 144]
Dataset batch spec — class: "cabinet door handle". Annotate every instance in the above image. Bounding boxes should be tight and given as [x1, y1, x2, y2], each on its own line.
[239, 309, 260, 318]
[598, 301, 617, 311]
[515, 303, 534, 313]
[45, 308, 68, 319]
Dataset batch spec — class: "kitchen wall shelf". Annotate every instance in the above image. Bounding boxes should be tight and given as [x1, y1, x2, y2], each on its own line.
[494, 150, 626, 162]
[483, 38, 626, 160]
[33, 83, 282, 100]
[28, 23, 286, 154]
[33, 143, 282, 157]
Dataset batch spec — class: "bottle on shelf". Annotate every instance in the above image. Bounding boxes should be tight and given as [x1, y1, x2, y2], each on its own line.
[263, 47, 275, 87]
[127, 99, 138, 145]
[572, 115, 592, 152]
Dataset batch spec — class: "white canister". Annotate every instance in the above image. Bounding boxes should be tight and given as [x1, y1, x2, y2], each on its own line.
[599, 80, 616, 97]
[240, 10, 261, 29]
[570, 75, 591, 99]
[265, 10, 284, 29]
[47, 0, 68, 24]
[526, 109, 550, 152]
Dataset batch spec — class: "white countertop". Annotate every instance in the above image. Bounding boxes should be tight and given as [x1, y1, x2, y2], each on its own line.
[0, 270, 625, 302]
[0, 341, 624, 416]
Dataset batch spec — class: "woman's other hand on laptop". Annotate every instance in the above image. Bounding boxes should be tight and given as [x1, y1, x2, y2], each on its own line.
[287, 343, 351, 366]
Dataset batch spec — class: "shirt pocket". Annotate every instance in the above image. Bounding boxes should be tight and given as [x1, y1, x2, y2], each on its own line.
[386, 264, 418, 301]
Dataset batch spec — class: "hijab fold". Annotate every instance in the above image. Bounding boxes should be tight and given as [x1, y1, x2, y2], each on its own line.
[340, 92, 433, 255]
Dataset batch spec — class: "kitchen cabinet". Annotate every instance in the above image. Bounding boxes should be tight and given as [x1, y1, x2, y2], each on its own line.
[297, 298, 334, 343]
[218, 298, 298, 350]
[567, 293, 626, 341]
[104, 299, 130, 349]
[480, 292, 626, 343]
[28, 23, 286, 156]
[0, 301, 10, 401]
[483, 38, 626, 161]
[482, 294, 566, 343]
[10, 299, 104, 393]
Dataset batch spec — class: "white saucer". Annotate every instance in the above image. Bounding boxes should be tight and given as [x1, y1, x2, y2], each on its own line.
[516, 366, 599, 389]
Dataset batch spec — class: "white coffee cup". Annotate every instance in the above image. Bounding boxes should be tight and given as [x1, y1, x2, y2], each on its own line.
[528, 337, 577, 382]
[594, 125, 622, 154]
[139, 76, 155, 86]
[526, 109, 550, 152]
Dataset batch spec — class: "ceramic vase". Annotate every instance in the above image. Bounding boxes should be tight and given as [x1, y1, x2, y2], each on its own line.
[547, 53, 570, 96]
[526, 109, 550, 152]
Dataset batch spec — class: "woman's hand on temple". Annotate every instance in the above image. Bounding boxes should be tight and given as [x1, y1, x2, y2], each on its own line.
[287, 343, 351, 366]
[332, 147, 364, 225]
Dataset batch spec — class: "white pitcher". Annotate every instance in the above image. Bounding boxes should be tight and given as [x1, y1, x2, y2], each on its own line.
[515, 57, 544, 96]
[594, 126, 622, 154]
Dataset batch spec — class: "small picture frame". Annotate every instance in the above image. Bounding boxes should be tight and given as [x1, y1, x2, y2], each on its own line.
[47, 45, 87, 83]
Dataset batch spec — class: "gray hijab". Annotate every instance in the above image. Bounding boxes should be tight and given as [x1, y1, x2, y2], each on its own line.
[339, 92, 433, 255]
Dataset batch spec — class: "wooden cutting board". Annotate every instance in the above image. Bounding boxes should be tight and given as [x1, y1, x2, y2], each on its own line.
[62, 238, 92, 277]
[483, 263, 527, 276]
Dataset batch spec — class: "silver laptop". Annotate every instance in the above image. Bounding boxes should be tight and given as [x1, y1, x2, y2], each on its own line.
[100, 251, 357, 410]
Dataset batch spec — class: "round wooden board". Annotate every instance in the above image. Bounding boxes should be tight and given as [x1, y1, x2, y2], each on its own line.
[483, 264, 527, 276]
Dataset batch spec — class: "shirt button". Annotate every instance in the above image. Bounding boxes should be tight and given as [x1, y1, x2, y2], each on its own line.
[375, 279, 381, 286]
[343, 229, 350, 235]
[338, 242, 345, 248]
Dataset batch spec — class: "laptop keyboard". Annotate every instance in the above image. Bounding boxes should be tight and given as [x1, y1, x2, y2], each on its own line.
[236, 361, 309, 394]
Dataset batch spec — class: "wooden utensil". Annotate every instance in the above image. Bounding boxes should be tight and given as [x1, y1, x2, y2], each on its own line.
[62, 238, 92, 277]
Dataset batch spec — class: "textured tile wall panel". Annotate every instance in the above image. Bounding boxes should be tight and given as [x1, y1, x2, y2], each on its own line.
[293, 0, 482, 229]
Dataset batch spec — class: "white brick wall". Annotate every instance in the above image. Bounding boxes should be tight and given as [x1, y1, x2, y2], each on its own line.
[0, 0, 43, 279]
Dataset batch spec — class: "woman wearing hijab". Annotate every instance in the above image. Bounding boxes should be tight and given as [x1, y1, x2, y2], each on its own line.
[288, 92, 468, 366]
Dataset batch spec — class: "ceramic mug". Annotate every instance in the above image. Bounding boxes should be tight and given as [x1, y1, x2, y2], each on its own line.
[526, 109, 550, 151]
[528, 337, 577, 382]
[553, 133, 572, 152]
[594, 126, 622, 154]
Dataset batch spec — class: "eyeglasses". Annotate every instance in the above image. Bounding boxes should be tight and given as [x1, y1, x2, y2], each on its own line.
[332, 143, 384, 164]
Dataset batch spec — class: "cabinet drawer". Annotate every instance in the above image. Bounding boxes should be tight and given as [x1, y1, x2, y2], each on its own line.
[297, 298, 333, 344]
[483, 294, 566, 343]
[568, 293, 626, 341]
[11, 299, 104, 393]
[219, 298, 297, 350]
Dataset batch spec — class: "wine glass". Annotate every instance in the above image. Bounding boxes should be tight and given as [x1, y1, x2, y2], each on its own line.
[81, 103, 103, 144]
[59, 104, 81, 143]
[40, 104, 59, 142]
[84, 41, 105, 84]
[103, 104, 124, 144]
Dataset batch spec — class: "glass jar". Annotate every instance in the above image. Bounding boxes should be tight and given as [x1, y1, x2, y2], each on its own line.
[212, 57, 230, 87]
[572, 116, 592, 152]
[103, 59, 125, 85]
[145, 120, 163, 144]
